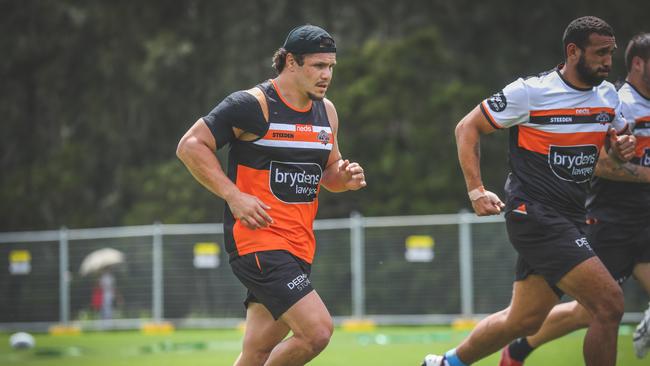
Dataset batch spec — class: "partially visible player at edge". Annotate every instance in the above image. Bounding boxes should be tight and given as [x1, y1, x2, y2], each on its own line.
[501, 32, 650, 365]
[177, 25, 366, 366]
[422, 16, 636, 366]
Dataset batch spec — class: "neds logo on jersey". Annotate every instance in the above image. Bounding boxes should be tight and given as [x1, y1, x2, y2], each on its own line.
[548, 145, 598, 183]
[270, 161, 322, 203]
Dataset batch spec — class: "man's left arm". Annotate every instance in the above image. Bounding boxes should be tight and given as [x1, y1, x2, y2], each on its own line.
[320, 99, 367, 192]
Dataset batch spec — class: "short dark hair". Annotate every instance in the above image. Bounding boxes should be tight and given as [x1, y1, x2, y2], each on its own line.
[271, 48, 305, 74]
[562, 16, 614, 57]
[625, 33, 650, 72]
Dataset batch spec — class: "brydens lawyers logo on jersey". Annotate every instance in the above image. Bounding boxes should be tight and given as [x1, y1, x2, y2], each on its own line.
[487, 91, 507, 112]
[270, 161, 322, 203]
[548, 145, 598, 183]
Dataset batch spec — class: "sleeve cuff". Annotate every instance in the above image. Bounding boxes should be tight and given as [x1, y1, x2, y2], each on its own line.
[480, 102, 503, 129]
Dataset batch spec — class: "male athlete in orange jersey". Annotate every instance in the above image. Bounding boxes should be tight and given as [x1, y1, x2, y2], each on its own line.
[500, 32, 650, 365]
[177, 25, 366, 366]
[422, 16, 636, 366]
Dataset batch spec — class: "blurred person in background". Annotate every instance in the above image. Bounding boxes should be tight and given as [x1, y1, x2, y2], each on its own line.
[501, 32, 650, 365]
[423, 16, 636, 366]
[91, 268, 122, 320]
[177, 25, 366, 366]
[99, 270, 115, 320]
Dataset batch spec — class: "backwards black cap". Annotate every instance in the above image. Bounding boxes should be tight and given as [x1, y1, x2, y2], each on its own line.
[283, 25, 336, 54]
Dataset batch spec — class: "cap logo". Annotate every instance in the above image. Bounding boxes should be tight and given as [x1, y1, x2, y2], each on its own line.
[319, 37, 335, 48]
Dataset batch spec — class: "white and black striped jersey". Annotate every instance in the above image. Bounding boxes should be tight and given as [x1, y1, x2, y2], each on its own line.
[588, 81, 650, 224]
[480, 66, 626, 221]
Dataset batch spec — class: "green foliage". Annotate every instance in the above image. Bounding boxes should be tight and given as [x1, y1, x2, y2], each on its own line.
[120, 158, 225, 225]
[324, 28, 489, 216]
[2, 1, 649, 230]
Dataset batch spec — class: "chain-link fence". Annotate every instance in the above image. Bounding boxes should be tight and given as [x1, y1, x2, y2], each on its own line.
[0, 213, 646, 331]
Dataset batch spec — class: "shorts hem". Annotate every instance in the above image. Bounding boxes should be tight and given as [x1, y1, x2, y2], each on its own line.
[244, 287, 315, 320]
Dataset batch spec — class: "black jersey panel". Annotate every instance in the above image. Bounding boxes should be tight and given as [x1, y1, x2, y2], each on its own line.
[203, 91, 268, 149]
[505, 126, 589, 222]
[588, 177, 650, 224]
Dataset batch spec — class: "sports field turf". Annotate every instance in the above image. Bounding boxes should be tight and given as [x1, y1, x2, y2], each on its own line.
[0, 325, 645, 365]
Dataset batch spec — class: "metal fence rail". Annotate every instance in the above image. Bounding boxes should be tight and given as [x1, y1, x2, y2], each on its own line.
[0, 212, 645, 331]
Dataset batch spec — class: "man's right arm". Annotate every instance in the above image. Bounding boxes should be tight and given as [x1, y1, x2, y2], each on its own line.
[176, 119, 237, 200]
[176, 118, 273, 229]
[455, 105, 505, 216]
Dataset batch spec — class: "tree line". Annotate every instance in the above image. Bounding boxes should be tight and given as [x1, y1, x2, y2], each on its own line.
[2, 0, 648, 231]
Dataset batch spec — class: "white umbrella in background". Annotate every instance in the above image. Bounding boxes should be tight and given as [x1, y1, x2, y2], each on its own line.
[79, 248, 125, 276]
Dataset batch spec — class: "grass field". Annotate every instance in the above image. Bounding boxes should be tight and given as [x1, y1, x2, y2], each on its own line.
[0, 325, 645, 365]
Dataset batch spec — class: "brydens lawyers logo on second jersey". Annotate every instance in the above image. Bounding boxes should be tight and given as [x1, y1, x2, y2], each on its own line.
[548, 145, 598, 183]
[270, 161, 322, 203]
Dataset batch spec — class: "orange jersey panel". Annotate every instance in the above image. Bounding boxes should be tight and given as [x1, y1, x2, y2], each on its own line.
[518, 125, 606, 155]
[232, 165, 319, 263]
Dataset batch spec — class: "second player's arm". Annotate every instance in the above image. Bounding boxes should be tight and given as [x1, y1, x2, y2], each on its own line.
[455, 105, 505, 216]
[320, 99, 366, 192]
[595, 146, 650, 182]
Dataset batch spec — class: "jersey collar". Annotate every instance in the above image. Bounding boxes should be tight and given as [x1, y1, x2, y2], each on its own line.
[555, 63, 594, 92]
[625, 81, 650, 101]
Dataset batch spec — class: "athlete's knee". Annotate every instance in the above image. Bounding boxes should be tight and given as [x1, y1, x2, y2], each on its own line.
[293, 318, 333, 356]
[590, 286, 624, 325]
[305, 322, 333, 354]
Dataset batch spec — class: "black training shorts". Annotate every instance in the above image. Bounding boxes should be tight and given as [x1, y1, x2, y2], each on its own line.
[587, 219, 650, 284]
[506, 199, 595, 297]
[229, 250, 313, 320]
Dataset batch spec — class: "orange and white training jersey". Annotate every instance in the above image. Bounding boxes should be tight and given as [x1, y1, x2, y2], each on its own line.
[588, 81, 650, 224]
[479, 66, 626, 221]
[203, 80, 333, 263]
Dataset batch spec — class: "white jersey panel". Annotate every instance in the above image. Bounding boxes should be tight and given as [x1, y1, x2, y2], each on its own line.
[482, 70, 624, 132]
[481, 78, 530, 128]
[620, 82, 650, 137]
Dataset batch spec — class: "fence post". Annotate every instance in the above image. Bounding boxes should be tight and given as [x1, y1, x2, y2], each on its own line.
[152, 222, 163, 322]
[59, 227, 70, 324]
[458, 210, 474, 317]
[350, 211, 365, 318]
